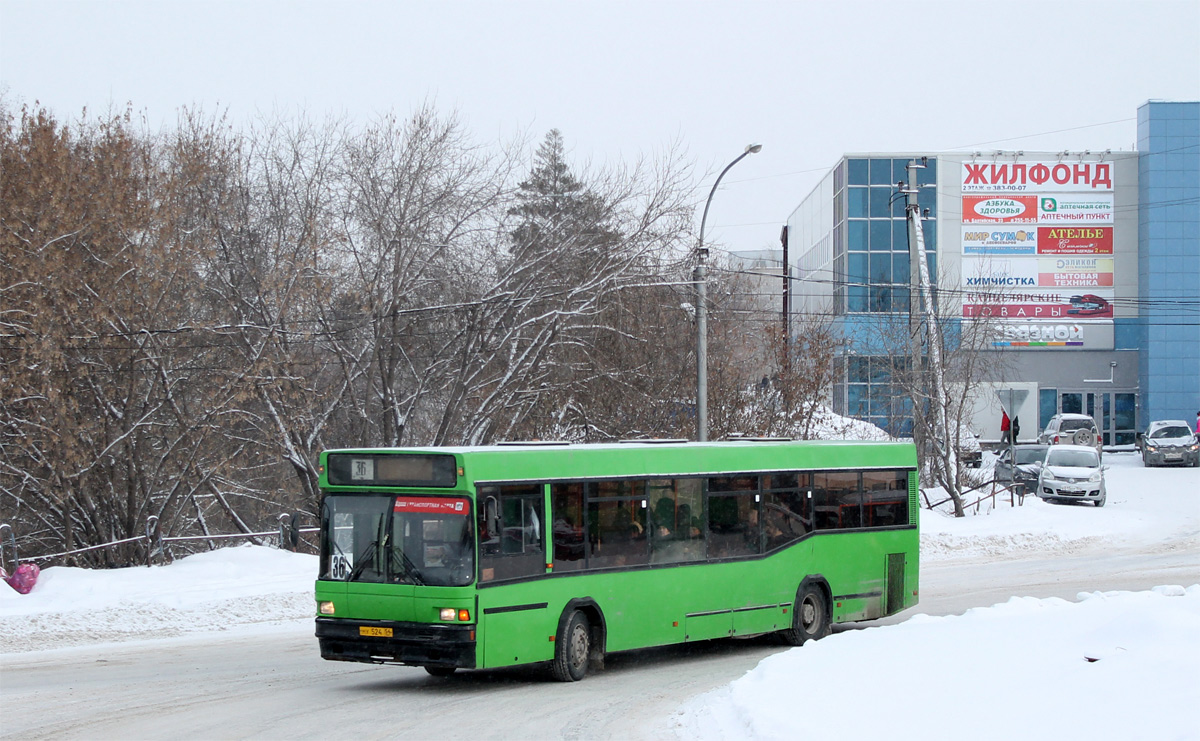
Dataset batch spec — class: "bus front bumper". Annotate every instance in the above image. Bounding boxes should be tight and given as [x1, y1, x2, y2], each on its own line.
[315, 617, 476, 669]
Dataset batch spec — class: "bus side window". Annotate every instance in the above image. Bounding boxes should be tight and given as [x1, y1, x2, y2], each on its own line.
[861, 470, 909, 527]
[706, 476, 760, 559]
[478, 484, 545, 582]
[586, 480, 649, 570]
[649, 478, 703, 564]
[813, 471, 860, 530]
[762, 472, 810, 549]
[551, 483, 586, 571]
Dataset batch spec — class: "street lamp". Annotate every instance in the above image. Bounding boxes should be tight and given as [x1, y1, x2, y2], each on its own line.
[696, 143, 762, 442]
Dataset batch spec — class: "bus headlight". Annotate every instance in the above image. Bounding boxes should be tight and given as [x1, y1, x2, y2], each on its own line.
[319, 601, 336, 615]
[440, 608, 456, 621]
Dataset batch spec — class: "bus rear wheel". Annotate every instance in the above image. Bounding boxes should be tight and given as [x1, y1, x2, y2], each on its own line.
[551, 610, 591, 682]
[780, 584, 831, 646]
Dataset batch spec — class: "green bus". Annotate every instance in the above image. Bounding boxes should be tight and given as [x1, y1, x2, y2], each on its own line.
[314, 440, 919, 681]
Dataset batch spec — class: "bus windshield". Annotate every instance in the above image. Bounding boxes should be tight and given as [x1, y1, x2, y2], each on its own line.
[320, 494, 474, 587]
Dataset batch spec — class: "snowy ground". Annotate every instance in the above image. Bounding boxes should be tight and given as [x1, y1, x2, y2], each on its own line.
[2, 452, 1197, 740]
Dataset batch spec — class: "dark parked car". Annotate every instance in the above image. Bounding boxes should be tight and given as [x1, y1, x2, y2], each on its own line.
[994, 443, 1050, 492]
[1137, 420, 1200, 467]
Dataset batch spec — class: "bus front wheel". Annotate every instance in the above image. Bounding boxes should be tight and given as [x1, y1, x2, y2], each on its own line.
[780, 583, 831, 646]
[551, 610, 591, 682]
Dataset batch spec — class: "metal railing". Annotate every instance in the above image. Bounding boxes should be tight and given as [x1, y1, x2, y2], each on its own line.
[921, 478, 1027, 514]
[0, 515, 319, 568]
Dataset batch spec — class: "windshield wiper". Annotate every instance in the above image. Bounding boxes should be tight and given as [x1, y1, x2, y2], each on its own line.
[347, 539, 380, 582]
[389, 543, 425, 585]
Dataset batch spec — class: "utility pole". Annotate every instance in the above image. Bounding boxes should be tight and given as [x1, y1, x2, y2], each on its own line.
[780, 225, 791, 383]
[902, 158, 959, 507]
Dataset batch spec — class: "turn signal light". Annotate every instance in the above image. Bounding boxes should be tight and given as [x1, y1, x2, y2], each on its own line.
[458, 609, 470, 622]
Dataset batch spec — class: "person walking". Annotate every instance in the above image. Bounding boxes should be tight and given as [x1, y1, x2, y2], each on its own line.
[1000, 411, 1011, 444]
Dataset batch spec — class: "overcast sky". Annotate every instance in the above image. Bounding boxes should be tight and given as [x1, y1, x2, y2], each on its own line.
[2, 0, 1198, 256]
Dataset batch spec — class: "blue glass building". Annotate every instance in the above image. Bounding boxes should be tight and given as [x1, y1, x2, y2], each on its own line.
[785, 101, 1198, 444]
[1137, 101, 1200, 426]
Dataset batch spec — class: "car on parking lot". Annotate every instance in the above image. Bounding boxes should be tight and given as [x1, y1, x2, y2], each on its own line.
[1137, 420, 1199, 467]
[1036, 444, 1106, 507]
[993, 443, 1049, 492]
[1038, 413, 1103, 458]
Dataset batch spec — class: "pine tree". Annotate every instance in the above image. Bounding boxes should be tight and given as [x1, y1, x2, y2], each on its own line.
[508, 129, 617, 269]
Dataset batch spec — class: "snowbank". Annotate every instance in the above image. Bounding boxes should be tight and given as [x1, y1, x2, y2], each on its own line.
[0, 544, 316, 652]
[672, 585, 1200, 741]
[920, 452, 1199, 560]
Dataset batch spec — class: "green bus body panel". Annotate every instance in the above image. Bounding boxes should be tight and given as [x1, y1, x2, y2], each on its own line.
[321, 439, 918, 491]
[316, 441, 919, 671]
[315, 582, 476, 624]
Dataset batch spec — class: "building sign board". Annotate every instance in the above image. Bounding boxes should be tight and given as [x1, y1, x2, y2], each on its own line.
[1036, 226, 1113, 255]
[959, 159, 1118, 339]
[1037, 256, 1114, 287]
[963, 289, 1115, 320]
[961, 161, 1115, 193]
[1037, 194, 1114, 223]
[961, 195, 1039, 224]
[962, 257, 1038, 288]
[982, 321, 1115, 350]
[961, 226, 1038, 255]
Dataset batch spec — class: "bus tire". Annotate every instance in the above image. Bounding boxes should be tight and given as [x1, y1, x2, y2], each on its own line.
[424, 666, 456, 677]
[780, 583, 831, 646]
[551, 610, 591, 682]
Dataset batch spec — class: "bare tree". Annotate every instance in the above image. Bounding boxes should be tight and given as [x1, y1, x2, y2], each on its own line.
[0, 104, 235, 563]
[885, 275, 1006, 516]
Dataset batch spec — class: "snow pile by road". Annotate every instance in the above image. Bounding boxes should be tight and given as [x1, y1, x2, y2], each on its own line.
[673, 585, 1200, 741]
[919, 452, 1199, 561]
[0, 545, 316, 652]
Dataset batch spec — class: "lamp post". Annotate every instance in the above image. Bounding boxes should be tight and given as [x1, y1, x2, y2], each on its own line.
[696, 143, 762, 442]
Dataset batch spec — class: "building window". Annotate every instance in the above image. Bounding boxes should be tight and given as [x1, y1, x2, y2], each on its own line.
[869, 187, 892, 218]
[1039, 388, 1058, 430]
[848, 220, 868, 251]
[848, 187, 868, 218]
[870, 158, 893, 185]
[1115, 394, 1136, 446]
[848, 158, 869, 185]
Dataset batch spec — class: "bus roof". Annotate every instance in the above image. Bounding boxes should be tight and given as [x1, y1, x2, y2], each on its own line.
[321, 440, 917, 486]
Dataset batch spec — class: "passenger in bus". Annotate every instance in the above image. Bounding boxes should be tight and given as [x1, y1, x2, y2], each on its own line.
[653, 498, 676, 537]
[761, 507, 785, 542]
[676, 503, 701, 538]
[553, 514, 583, 561]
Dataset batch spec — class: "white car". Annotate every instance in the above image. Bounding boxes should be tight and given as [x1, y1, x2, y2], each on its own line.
[1036, 444, 1106, 507]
